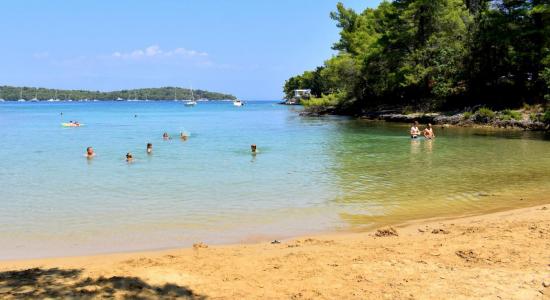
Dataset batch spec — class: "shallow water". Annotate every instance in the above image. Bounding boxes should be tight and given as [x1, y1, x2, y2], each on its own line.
[0, 101, 549, 259]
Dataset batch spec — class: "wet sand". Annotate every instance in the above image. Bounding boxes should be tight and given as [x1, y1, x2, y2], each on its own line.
[0, 204, 548, 299]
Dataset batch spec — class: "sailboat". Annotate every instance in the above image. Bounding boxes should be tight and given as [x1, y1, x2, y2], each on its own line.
[184, 87, 197, 106]
[17, 88, 25, 102]
[48, 90, 57, 102]
[30, 89, 39, 102]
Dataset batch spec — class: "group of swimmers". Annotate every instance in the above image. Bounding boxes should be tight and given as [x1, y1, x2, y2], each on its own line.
[85, 133, 258, 162]
[66, 120, 82, 127]
[410, 121, 435, 139]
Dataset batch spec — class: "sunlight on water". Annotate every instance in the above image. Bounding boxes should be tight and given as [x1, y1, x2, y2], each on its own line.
[0, 101, 549, 259]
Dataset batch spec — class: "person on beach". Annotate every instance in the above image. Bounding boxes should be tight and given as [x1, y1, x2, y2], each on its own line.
[86, 147, 95, 159]
[410, 121, 421, 138]
[251, 144, 257, 153]
[163, 132, 170, 140]
[146, 143, 153, 154]
[180, 132, 188, 141]
[423, 123, 435, 139]
[126, 152, 133, 162]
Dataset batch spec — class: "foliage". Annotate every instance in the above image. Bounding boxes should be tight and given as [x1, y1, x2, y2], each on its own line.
[0, 86, 235, 101]
[473, 107, 495, 122]
[301, 93, 342, 108]
[500, 109, 522, 121]
[463, 111, 473, 120]
[543, 109, 550, 124]
[285, 0, 550, 112]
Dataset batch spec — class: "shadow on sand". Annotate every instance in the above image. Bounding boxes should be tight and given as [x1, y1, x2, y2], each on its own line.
[0, 267, 205, 299]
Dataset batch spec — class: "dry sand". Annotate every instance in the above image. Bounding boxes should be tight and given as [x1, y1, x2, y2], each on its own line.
[0, 204, 549, 299]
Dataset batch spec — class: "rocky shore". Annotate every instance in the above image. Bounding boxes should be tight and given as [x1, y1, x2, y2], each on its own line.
[301, 107, 550, 131]
[363, 112, 549, 131]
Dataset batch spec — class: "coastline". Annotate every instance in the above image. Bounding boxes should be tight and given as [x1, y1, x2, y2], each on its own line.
[299, 107, 550, 131]
[1, 204, 548, 299]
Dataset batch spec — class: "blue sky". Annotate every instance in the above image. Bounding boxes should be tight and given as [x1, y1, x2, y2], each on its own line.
[0, 0, 381, 99]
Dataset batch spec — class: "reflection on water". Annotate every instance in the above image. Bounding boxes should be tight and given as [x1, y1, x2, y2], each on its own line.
[0, 101, 549, 259]
[329, 120, 550, 228]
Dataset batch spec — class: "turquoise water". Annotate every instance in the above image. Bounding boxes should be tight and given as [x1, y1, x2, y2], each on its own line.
[0, 101, 549, 259]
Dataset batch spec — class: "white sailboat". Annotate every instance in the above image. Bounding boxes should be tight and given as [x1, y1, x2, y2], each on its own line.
[184, 86, 197, 106]
[30, 89, 39, 102]
[48, 90, 56, 102]
[17, 88, 25, 102]
[233, 99, 244, 106]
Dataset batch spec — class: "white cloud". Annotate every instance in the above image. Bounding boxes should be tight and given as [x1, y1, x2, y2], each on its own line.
[111, 45, 208, 60]
[32, 52, 50, 59]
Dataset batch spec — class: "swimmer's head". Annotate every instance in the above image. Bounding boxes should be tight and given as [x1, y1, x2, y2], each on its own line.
[86, 147, 94, 156]
[251, 144, 257, 152]
[126, 152, 133, 160]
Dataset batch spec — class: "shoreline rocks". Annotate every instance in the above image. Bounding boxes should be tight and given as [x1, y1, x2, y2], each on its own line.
[301, 108, 549, 131]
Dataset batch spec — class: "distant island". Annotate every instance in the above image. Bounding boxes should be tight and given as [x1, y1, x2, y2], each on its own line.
[0, 86, 236, 101]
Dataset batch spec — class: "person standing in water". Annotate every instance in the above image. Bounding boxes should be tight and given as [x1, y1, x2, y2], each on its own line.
[251, 144, 257, 153]
[410, 121, 421, 138]
[146, 143, 153, 154]
[86, 147, 95, 159]
[423, 123, 435, 139]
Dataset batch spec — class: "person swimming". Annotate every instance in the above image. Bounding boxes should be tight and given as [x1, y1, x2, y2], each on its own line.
[180, 132, 188, 141]
[163, 132, 170, 140]
[251, 144, 257, 153]
[423, 123, 435, 139]
[86, 147, 95, 158]
[410, 121, 421, 138]
[126, 152, 133, 162]
[146, 143, 152, 154]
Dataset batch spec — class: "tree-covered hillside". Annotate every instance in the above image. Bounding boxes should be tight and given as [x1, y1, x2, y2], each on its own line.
[0, 86, 236, 101]
[284, 0, 550, 113]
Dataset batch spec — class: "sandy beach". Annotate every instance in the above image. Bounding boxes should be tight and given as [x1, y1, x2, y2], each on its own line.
[0, 204, 548, 299]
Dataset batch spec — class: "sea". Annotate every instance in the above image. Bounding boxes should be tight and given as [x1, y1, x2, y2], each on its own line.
[0, 100, 549, 259]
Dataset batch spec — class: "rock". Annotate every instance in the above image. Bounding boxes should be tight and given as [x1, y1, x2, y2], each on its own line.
[431, 229, 450, 234]
[375, 227, 398, 237]
[543, 281, 550, 288]
[192, 242, 208, 249]
[271, 240, 281, 244]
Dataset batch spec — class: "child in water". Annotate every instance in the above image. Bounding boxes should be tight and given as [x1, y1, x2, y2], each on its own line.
[146, 143, 153, 154]
[180, 132, 188, 141]
[126, 152, 133, 162]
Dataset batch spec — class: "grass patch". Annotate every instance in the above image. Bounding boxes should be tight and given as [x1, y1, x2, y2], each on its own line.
[473, 107, 495, 123]
[463, 111, 473, 120]
[500, 109, 522, 121]
[301, 93, 341, 108]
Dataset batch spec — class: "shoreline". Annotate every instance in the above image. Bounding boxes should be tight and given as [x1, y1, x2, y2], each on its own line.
[1, 203, 548, 299]
[300, 107, 550, 131]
